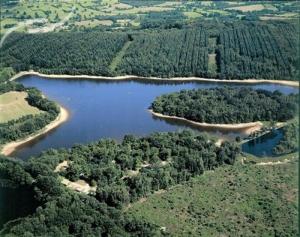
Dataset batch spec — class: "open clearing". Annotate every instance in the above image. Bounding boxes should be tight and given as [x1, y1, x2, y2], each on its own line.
[227, 4, 274, 12]
[0, 91, 41, 123]
[127, 154, 298, 236]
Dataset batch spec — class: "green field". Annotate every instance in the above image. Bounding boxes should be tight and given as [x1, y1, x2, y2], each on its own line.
[127, 153, 298, 236]
[1, 1, 298, 33]
[0, 91, 41, 123]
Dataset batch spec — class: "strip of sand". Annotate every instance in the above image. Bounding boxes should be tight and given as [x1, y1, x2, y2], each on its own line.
[256, 159, 290, 166]
[10, 71, 299, 87]
[150, 110, 263, 135]
[1, 105, 69, 156]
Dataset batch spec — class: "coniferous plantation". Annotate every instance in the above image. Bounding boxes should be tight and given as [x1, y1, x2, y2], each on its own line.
[117, 28, 209, 77]
[0, 131, 239, 236]
[151, 87, 298, 124]
[0, 21, 298, 80]
[217, 21, 298, 80]
[0, 32, 128, 76]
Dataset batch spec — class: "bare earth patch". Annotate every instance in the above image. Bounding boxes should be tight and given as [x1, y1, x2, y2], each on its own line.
[61, 178, 97, 194]
[54, 160, 69, 173]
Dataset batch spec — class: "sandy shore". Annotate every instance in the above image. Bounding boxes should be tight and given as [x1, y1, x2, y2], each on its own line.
[10, 71, 299, 87]
[1, 106, 69, 156]
[150, 110, 263, 135]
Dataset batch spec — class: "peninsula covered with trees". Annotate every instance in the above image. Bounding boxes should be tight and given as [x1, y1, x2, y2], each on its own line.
[150, 87, 298, 124]
[0, 131, 239, 236]
[0, 82, 60, 145]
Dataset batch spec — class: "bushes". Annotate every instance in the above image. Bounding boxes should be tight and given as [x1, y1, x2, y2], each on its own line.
[273, 122, 299, 155]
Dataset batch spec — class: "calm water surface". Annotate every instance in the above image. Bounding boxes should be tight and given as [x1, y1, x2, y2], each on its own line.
[242, 129, 284, 157]
[0, 76, 297, 229]
[12, 76, 298, 160]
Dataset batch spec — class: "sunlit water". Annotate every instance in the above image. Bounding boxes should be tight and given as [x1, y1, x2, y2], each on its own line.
[11, 76, 297, 160]
[0, 76, 297, 229]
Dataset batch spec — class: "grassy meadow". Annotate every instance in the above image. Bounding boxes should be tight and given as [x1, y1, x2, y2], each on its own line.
[0, 91, 41, 123]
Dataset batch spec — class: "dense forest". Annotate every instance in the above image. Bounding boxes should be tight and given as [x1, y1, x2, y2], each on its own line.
[0, 131, 240, 236]
[0, 21, 298, 80]
[151, 87, 298, 124]
[118, 28, 209, 77]
[0, 82, 60, 144]
[0, 32, 129, 76]
[217, 21, 298, 80]
[273, 122, 299, 155]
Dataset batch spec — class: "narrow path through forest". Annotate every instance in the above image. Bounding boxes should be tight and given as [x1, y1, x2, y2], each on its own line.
[109, 40, 132, 72]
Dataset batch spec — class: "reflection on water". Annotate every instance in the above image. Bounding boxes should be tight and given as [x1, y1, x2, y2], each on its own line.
[13, 76, 297, 160]
[242, 129, 284, 157]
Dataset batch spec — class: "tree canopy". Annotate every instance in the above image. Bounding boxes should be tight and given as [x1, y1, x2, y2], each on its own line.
[151, 87, 298, 124]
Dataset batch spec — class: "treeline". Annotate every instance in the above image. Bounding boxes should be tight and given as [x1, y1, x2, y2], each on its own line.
[0, 131, 240, 236]
[151, 87, 298, 124]
[118, 28, 209, 77]
[0, 20, 297, 80]
[0, 157, 159, 237]
[0, 82, 60, 144]
[217, 21, 298, 80]
[273, 122, 299, 155]
[0, 31, 129, 76]
[0, 67, 15, 83]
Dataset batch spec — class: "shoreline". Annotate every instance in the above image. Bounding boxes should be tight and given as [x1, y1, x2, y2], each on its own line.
[10, 71, 299, 87]
[149, 110, 263, 135]
[0, 105, 69, 156]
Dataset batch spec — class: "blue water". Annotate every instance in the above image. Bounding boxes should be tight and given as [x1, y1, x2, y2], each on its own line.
[0, 76, 297, 229]
[13, 76, 298, 160]
[242, 129, 284, 157]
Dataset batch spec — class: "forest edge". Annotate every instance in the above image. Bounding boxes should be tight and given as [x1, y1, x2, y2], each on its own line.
[9, 71, 299, 87]
[0, 105, 69, 156]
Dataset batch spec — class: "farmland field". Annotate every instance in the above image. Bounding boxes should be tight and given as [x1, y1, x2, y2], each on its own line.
[1, 1, 299, 33]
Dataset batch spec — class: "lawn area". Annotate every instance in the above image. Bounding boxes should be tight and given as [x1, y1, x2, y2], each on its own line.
[127, 153, 298, 236]
[0, 91, 41, 123]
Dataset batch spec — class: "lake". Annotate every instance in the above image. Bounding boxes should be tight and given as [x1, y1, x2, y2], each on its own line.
[11, 76, 298, 160]
[0, 75, 297, 229]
